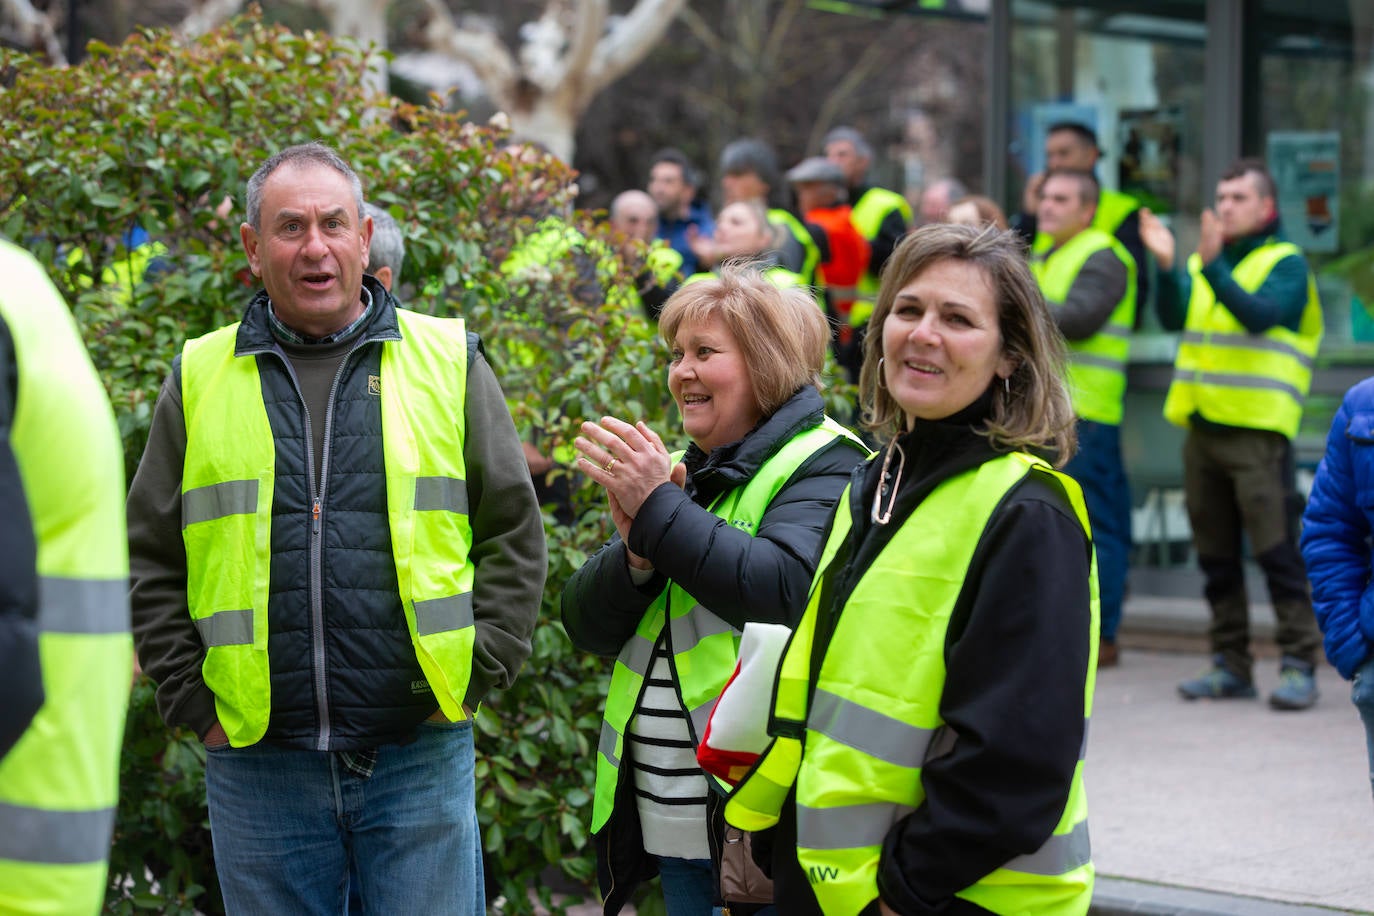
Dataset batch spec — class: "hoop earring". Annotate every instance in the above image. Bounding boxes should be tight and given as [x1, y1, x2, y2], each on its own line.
[877, 356, 887, 390]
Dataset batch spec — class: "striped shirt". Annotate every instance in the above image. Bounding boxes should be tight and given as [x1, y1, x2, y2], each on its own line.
[626, 634, 710, 859]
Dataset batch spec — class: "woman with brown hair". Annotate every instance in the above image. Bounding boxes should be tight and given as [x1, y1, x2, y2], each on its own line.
[726, 223, 1098, 915]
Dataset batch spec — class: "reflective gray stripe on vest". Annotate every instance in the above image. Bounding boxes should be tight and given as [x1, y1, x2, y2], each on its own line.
[0, 802, 115, 865]
[1004, 819, 1092, 876]
[808, 689, 934, 769]
[39, 577, 128, 635]
[1171, 368, 1305, 402]
[617, 631, 655, 677]
[668, 605, 737, 656]
[689, 698, 714, 744]
[194, 608, 253, 647]
[797, 800, 914, 850]
[182, 479, 258, 527]
[1180, 331, 1315, 369]
[1071, 352, 1127, 372]
[1098, 323, 1132, 340]
[414, 592, 473, 636]
[670, 607, 737, 741]
[598, 719, 621, 768]
[414, 476, 469, 514]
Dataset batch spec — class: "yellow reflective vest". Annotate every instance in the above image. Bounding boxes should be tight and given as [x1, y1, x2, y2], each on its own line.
[1032, 227, 1137, 425]
[68, 239, 169, 305]
[591, 418, 866, 832]
[849, 187, 914, 328]
[0, 240, 132, 913]
[770, 208, 824, 297]
[180, 310, 477, 746]
[1163, 241, 1323, 440]
[726, 452, 1097, 915]
[1032, 188, 1140, 258]
[684, 264, 806, 292]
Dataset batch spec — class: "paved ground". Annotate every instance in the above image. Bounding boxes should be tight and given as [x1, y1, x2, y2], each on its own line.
[1090, 637, 1374, 914]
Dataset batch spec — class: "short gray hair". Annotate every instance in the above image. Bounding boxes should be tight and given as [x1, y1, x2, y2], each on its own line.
[719, 138, 780, 192]
[363, 202, 404, 283]
[823, 126, 873, 162]
[245, 142, 364, 231]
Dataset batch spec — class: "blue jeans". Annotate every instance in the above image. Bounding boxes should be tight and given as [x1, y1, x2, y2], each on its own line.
[1063, 419, 1132, 643]
[205, 720, 483, 915]
[658, 857, 718, 916]
[1352, 655, 1374, 800]
[657, 856, 776, 916]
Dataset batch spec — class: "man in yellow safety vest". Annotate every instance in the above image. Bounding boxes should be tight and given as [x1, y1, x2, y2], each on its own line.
[1140, 157, 1324, 710]
[1013, 121, 1149, 315]
[127, 142, 547, 912]
[1031, 169, 1137, 668]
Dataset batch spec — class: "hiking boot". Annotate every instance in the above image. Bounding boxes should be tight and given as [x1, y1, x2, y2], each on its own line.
[1177, 655, 1256, 700]
[1269, 657, 1319, 711]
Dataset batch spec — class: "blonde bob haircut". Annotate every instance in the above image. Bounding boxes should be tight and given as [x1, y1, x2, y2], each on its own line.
[658, 262, 829, 418]
[859, 223, 1078, 466]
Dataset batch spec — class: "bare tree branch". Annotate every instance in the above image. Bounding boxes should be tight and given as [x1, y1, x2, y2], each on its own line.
[558, 0, 608, 94]
[585, 0, 684, 99]
[807, 42, 900, 153]
[674, 4, 720, 51]
[177, 0, 247, 37]
[421, 0, 518, 108]
[760, 0, 803, 76]
[1, 0, 68, 64]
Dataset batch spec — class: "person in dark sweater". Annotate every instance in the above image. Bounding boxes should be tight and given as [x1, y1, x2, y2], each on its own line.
[1140, 157, 1324, 709]
[562, 267, 868, 914]
[127, 143, 546, 913]
[725, 224, 1097, 915]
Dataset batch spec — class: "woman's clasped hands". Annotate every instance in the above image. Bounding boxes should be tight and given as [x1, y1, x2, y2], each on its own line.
[575, 417, 687, 570]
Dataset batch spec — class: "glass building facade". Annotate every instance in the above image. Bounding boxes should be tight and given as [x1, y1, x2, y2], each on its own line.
[977, 0, 1374, 579]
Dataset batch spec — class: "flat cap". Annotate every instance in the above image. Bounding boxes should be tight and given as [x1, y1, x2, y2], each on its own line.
[785, 157, 845, 186]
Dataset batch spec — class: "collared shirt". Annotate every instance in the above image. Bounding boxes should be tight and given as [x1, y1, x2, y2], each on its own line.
[267, 286, 374, 346]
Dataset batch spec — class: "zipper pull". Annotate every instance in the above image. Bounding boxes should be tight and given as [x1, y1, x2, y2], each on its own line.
[312, 497, 321, 535]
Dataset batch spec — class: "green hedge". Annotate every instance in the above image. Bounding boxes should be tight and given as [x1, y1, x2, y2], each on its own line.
[1, 13, 678, 914]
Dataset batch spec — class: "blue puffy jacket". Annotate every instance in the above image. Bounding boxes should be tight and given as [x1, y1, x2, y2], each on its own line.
[1301, 377, 1374, 679]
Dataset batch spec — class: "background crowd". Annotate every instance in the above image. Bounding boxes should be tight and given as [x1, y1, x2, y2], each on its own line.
[1, 12, 1371, 916]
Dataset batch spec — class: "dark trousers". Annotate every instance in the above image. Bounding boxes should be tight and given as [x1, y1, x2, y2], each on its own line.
[1182, 424, 1321, 674]
[1063, 419, 1132, 642]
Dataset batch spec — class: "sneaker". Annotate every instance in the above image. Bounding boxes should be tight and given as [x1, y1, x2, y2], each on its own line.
[1269, 657, 1319, 711]
[1177, 655, 1257, 700]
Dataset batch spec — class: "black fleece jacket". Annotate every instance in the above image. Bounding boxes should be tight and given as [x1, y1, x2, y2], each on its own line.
[560, 385, 867, 915]
[765, 390, 1093, 916]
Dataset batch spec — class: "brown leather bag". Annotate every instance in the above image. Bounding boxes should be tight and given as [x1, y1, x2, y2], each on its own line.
[719, 823, 773, 904]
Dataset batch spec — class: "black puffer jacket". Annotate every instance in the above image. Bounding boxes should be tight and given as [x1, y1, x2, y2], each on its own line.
[562, 384, 868, 913]
[128, 279, 546, 751]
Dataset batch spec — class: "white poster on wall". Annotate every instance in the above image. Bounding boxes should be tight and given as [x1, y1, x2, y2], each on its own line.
[1266, 131, 1340, 254]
